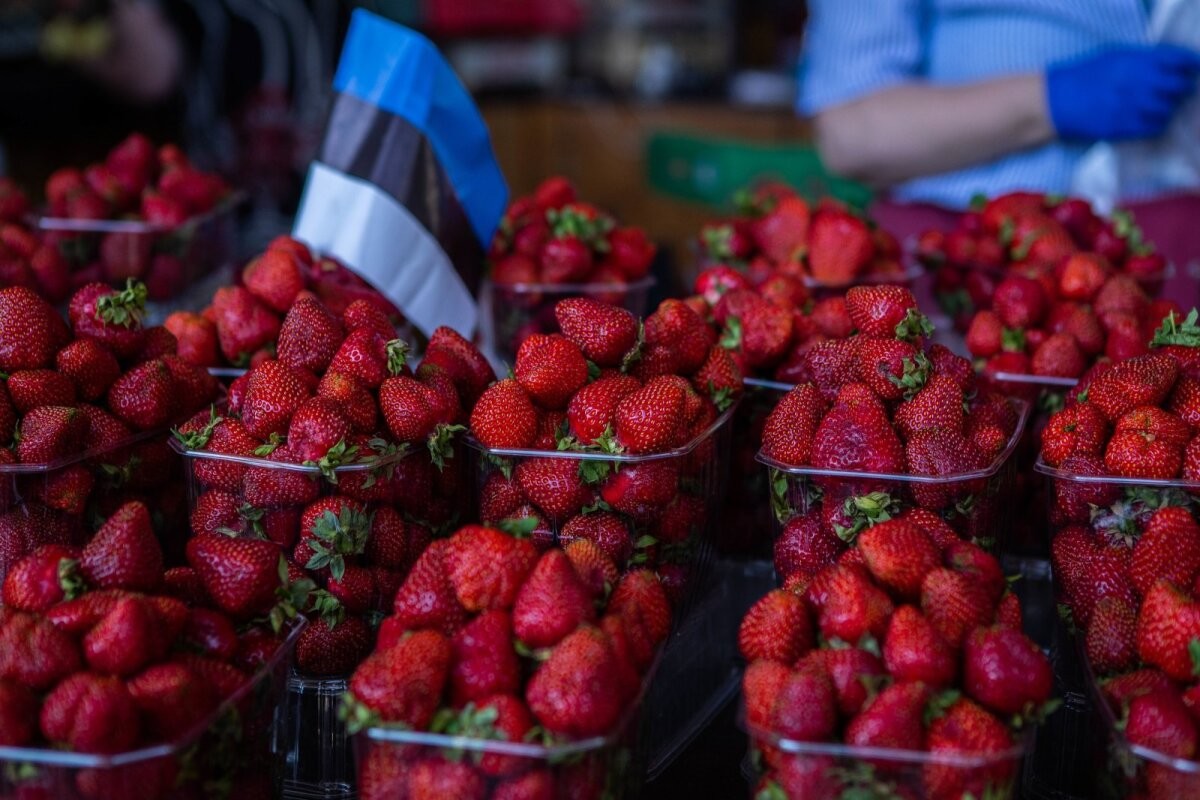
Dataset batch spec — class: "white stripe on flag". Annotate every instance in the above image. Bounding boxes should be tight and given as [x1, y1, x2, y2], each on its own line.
[292, 161, 479, 339]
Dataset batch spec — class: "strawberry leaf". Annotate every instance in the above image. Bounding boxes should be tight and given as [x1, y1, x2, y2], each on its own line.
[719, 316, 744, 351]
[498, 516, 538, 538]
[1000, 327, 1026, 354]
[95, 279, 147, 329]
[427, 424, 465, 471]
[385, 339, 410, 376]
[894, 308, 934, 343]
[1151, 308, 1200, 349]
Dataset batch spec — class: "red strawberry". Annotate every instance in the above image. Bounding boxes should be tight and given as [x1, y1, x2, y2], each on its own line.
[81, 501, 163, 591]
[40, 673, 140, 753]
[1104, 429, 1183, 479]
[599, 460, 678, 521]
[606, 570, 672, 668]
[514, 334, 588, 410]
[1087, 353, 1179, 422]
[211, 286, 281, 365]
[563, 538, 619, 595]
[240, 360, 311, 439]
[894, 374, 965, 440]
[2, 544, 81, 611]
[612, 375, 685, 454]
[127, 662, 218, 740]
[526, 625, 623, 737]
[1031, 332, 1086, 378]
[924, 698, 1017, 800]
[810, 393, 905, 474]
[883, 605, 956, 687]
[185, 532, 292, 621]
[82, 596, 156, 676]
[963, 626, 1053, 716]
[296, 609, 373, 676]
[106, 358, 176, 430]
[1130, 507, 1200, 597]
[424, 327, 495, 406]
[6, 368, 75, 413]
[607, 226, 656, 280]
[806, 207, 871, 285]
[276, 296, 345, 374]
[348, 629, 451, 729]
[646, 298, 712, 374]
[774, 514, 845, 582]
[814, 564, 895, 644]
[566, 374, 640, 445]
[1137, 580, 1200, 681]
[904, 428, 988, 509]
[855, 338, 927, 401]
[0, 610, 82, 689]
[516, 457, 592, 521]
[55, 339, 121, 401]
[449, 610, 521, 705]
[1086, 596, 1138, 674]
[846, 681, 931, 751]
[554, 297, 640, 367]
[392, 540, 468, 635]
[857, 519, 941, 599]
[444, 525, 539, 613]
[242, 249, 304, 313]
[470, 379, 539, 449]
[69, 281, 148, 359]
[0, 679, 38, 746]
[921, 567, 995, 648]
[560, 512, 634, 566]
[768, 661, 839, 743]
[737, 589, 813, 663]
[743, 659, 791, 731]
[846, 285, 930, 341]
[760, 383, 827, 466]
[1040, 401, 1108, 467]
[15, 405, 89, 464]
[513, 549, 596, 648]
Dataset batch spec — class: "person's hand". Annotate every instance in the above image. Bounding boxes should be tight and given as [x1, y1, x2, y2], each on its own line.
[1047, 44, 1200, 142]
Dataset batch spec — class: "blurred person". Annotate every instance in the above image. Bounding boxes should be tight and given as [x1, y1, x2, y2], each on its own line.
[799, 1, 1200, 272]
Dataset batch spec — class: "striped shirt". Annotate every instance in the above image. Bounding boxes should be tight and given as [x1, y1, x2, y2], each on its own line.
[798, 1, 1154, 209]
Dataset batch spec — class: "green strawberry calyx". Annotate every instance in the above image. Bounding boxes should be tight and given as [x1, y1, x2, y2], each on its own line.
[497, 515, 538, 539]
[893, 308, 934, 343]
[95, 279, 147, 329]
[57, 557, 85, 600]
[385, 339, 410, 376]
[1151, 308, 1200, 349]
[269, 556, 314, 633]
[427, 424, 465, 471]
[305, 506, 373, 581]
[339, 693, 385, 735]
[308, 589, 346, 629]
[172, 406, 223, 451]
[834, 492, 898, 542]
[887, 352, 930, 401]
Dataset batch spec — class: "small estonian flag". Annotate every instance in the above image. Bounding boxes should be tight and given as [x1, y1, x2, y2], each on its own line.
[293, 10, 508, 339]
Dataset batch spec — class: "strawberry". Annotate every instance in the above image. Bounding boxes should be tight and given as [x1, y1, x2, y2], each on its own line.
[924, 698, 1017, 800]
[405, 758, 485, 800]
[1040, 401, 1108, 467]
[768, 661, 839, 743]
[127, 662, 218, 740]
[424, 327, 495, 406]
[599, 460, 678, 521]
[1086, 596, 1138, 674]
[185, 532, 293, 621]
[81, 501, 163, 591]
[1087, 353, 1179, 422]
[846, 681, 931, 751]
[1126, 689, 1197, 759]
[348, 629, 451, 729]
[811, 647, 885, 718]
[609, 374, 687, 454]
[470, 379, 539, 449]
[921, 566, 995, 649]
[810, 393, 904, 474]
[846, 285, 931, 341]
[0, 679, 37, 746]
[883, 605, 957, 687]
[449, 610, 521, 705]
[857, 519, 941, 599]
[16, 405, 89, 463]
[276, 296, 345, 374]
[211, 286, 280, 365]
[106, 358, 176, 430]
[802, 338, 860, 401]
[1137, 580, 1200, 681]
[904, 428, 987, 508]
[1031, 332, 1086, 378]
[55, 339, 121, 401]
[514, 334, 588, 410]
[560, 511, 634, 566]
[540, 235, 593, 283]
[516, 457, 592, 521]
[774, 514, 845, 582]
[992, 275, 1047, 330]
[607, 570, 672, 668]
[526, 625, 623, 737]
[6, 369, 75, 413]
[240, 360, 311, 440]
[751, 195, 810, 264]
[554, 297, 640, 367]
[82, 596, 156, 676]
[1104, 429, 1183, 479]
[40, 672, 140, 753]
[565, 374, 640, 445]
[242, 249, 304, 312]
[1057, 252, 1109, 301]
[963, 625, 1053, 717]
[513, 549, 596, 648]
[1130, 507, 1200, 597]
[2, 544, 81, 611]
[563, 538, 619, 595]
[743, 659, 792, 731]
[0, 610, 81, 689]
[806, 208, 872, 284]
[392, 540, 468, 635]
[646, 299, 712, 374]
[814, 564, 895, 644]
[856, 339, 927, 401]
[296, 607, 373, 676]
[737, 589, 813, 664]
[69, 281, 148, 359]
[444, 525, 539, 612]
[893, 374, 964, 441]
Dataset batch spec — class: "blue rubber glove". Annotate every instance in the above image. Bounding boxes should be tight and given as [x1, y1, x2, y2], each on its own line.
[1046, 44, 1200, 141]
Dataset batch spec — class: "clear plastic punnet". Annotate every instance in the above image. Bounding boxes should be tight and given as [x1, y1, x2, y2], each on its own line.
[743, 714, 1029, 800]
[480, 276, 655, 364]
[0, 427, 186, 586]
[0, 617, 304, 800]
[279, 674, 354, 800]
[760, 398, 1030, 568]
[34, 194, 242, 308]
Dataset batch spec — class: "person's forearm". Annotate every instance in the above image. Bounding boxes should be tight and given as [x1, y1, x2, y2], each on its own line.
[813, 74, 1054, 187]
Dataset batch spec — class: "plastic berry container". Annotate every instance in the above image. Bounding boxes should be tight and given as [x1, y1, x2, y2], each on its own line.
[742, 716, 1028, 800]
[0, 617, 304, 800]
[34, 194, 243, 311]
[0, 428, 186, 586]
[278, 673, 355, 800]
[759, 398, 1030, 560]
[479, 276, 655, 365]
[355, 683, 650, 800]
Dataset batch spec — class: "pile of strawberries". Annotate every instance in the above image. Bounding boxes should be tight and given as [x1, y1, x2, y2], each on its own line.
[165, 235, 408, 369]
[962, 255, 1182, 383]
[0, 500, 294, 799]
[468, 296, 742, 600]
[0, 281, 219, 580]
[0, 187, 80, 305]
[696, 183, 905, 288]
[759, 285, 1023, 580]
[175, 293, 496, 677]
[489, 176, 655, 289]
[740, 541, 1052, 800]
[31, 134, 233, 301]
[347, 522, 673, 800]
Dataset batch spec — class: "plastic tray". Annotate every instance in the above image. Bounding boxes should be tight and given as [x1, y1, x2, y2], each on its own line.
[0, 617, 304, 800]
[719, 382, 789, 556]
[743, 716, 1028, 800]
[759, 397, 1030, 567]
[279, 673, 354, 800]
[480, 276, 655, 364]
[0, 426, 185, 584]
[34, 193, 243, 304]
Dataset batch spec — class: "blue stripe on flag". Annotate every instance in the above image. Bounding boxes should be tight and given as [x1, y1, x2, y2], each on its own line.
[333, 9, 509, 246]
